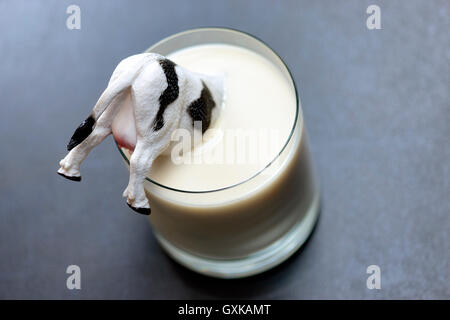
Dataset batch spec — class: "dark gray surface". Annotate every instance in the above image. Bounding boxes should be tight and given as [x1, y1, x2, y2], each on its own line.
[0, 0, 449, 299]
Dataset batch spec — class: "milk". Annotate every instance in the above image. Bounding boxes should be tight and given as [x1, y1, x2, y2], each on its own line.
[118, 39, 319, 278]
[147, 44, 296, 191]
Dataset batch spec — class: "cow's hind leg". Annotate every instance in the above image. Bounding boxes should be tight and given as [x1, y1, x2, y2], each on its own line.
[121, 63, 176, 215]
[58, 91, 127, 180]
[122, 139, 158, 215]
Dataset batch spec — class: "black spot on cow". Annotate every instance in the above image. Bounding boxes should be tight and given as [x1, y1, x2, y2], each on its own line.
[187, 81, 216, 133]
[67, 115, 96, 151]
[153, 59, 179, 131]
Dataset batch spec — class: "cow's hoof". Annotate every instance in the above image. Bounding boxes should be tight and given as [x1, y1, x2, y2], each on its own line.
[127, 203, 151, 215]
[57, 171, 81, 182]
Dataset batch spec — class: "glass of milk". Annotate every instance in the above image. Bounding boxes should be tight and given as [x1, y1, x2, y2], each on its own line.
[117, 28, 320, 278]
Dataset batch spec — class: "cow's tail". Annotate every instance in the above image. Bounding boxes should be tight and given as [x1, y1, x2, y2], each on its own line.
[67, 60, 147, 151]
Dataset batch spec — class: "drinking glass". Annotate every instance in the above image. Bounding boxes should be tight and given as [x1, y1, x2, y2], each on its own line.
[117, 27, 320, 278]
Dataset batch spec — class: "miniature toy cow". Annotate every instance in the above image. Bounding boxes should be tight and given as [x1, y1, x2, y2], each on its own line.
[57, 53, 224, 215]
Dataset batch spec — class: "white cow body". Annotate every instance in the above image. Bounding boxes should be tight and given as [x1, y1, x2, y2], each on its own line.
[57, 53, 223, 215]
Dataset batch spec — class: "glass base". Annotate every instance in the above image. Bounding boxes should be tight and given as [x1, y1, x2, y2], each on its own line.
[153, 191, 320, 279]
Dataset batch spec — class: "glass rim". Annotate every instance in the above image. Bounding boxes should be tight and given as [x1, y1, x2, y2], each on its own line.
[116, 27, 300, 194]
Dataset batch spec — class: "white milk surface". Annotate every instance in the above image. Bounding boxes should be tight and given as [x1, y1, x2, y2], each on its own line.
[147, 44, 297, 191]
